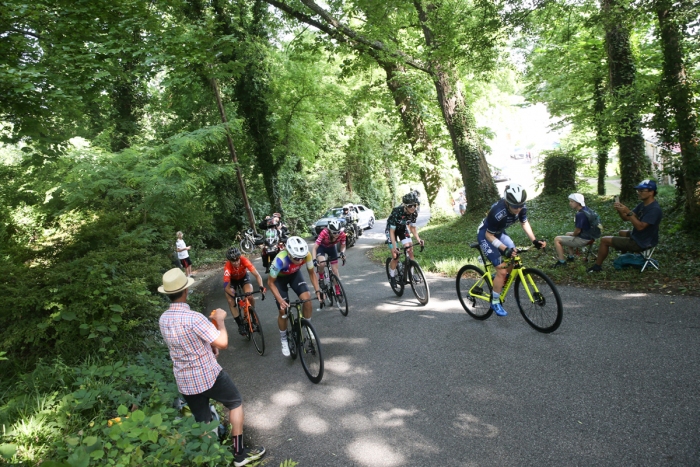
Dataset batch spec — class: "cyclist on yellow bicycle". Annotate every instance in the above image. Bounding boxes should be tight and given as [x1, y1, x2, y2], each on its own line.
[223, 247, 266, 336]
[477, 184, 546, 316]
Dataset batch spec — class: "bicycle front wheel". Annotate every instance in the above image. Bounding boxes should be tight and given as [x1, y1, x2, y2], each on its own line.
[286, 325, 298, 360]
[385, 257, 404, 296]
[408, 261, 430, 306]
[240, 238, 254, 254]
[299, 319, 324, 384]
[249, 308, 265, 356]
[456, 265, 493, 320]
[329, 274, 349, 316]
[514, 268, 563, 333]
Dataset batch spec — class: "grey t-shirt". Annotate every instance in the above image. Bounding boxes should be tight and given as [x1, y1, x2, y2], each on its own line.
[630, 200, 662, 249]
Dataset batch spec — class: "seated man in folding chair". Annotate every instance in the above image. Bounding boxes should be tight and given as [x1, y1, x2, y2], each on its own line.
[587, 180, 663, 273]
[552, 193, 600, 268]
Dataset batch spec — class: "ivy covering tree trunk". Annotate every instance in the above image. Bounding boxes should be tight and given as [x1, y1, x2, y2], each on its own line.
[414, 1, 498, 210]
[383, 61, 441, 206]
[593, 76, 611, 195]
[602, 0, 650, 201]
[654, 0, 700, 228]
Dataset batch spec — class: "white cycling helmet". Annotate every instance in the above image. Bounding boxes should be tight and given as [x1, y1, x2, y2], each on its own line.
[504, 184, 527, 207]
[327, 219, 342, 234]
[286, 236, 309, 258]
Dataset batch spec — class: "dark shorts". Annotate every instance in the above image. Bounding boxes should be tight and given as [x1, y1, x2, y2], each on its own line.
[316, 244, 338, 263]
[273, 270, 309, 309]
[611, 236, 644, 253]
[182, 370, 242, 422]
[180, 257, 192, 268]
[477, 230, 515, 267]
[225, 272, 251, 291]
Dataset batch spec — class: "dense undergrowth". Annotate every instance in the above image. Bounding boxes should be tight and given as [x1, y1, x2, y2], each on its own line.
[372, 187, 700, 295]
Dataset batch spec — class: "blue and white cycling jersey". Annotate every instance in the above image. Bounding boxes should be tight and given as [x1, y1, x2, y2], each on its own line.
[477, 199, 528, 236]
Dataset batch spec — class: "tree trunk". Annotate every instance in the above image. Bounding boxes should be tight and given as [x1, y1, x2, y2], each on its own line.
[414, 1, 497, 211]
[214, 0, 281, 211]
[656, 0, 700, 227]
[602, 0, 650, 201]
[382, 61, 441, 206]
[593, 75, 610, 195]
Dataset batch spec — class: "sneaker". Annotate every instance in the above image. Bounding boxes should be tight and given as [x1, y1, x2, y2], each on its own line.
[264, 267, 270, 274]
[237, 323, 247, 336]
[587, 264, 602, 273]
[280, 339, 290, 357]
[491, 302, 508, 317]
[552, 261, 567, 268]
[566, 255, 575, 262]
[234, 446, 266, 467]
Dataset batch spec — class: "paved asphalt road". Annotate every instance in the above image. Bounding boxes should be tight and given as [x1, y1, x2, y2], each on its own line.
[200, 209, 700, 466]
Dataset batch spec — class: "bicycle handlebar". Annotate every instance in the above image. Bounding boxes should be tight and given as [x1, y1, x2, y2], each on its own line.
[230, 288, 267, 301]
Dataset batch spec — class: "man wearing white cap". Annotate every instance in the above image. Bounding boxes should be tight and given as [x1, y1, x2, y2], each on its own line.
[552, 193, 598, 267]
[158, 268, 265, 466]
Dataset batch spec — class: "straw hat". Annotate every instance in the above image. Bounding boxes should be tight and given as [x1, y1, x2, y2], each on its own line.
[158, 268, 195, 294]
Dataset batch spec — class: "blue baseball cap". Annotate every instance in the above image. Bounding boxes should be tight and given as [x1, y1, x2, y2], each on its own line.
[635, 179, 657, 191]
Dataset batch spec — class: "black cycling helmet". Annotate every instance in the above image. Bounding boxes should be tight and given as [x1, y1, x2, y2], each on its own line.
[402, 192, 419, 205]
[226, 247, 241, 262]
[504, 184, 527, 208]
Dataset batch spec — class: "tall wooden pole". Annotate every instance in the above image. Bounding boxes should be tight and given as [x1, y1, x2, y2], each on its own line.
[210, 77, 257, 233]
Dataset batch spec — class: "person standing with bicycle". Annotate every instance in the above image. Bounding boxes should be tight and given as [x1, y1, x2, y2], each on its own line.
[267, 236, 322, 357]
[311, 219, 347, 296]
[223, 247, 266, 336]
[386, 192, 424, 287]
[158, 268, 266, 467]
[477, 184, 546, 317]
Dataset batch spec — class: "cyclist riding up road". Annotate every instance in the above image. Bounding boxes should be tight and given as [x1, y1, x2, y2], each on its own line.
[267, 236, 322, 357]
[477, 184, 546, 317]
[386, 192, 424, 286]
[223, 247, 266, 336]
[311, 219, 347, 296]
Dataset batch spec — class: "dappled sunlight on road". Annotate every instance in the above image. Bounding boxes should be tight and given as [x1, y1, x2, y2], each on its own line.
[320, 337, 370, 345]
[324, 355, 372, 376]
[297, 413, 329, 434]
[453, 413, 499, 438]
[317, 387, 357, 409]
[246, 386, 304, 430]
[347, 437, 406, 467]
[373, 407, 418, 427]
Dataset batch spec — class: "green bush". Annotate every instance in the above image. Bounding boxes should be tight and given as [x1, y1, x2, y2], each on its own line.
[0, 347, 233, 466]
[541, 150, 578, 195]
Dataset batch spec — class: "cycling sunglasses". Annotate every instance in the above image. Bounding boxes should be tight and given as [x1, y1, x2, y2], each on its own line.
[291, 255, 306, 262]
[508, 202, 525, 209]
[405, 204, 417, 208]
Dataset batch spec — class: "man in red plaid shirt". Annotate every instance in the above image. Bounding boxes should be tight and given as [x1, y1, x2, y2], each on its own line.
[158, 268, 265, 467]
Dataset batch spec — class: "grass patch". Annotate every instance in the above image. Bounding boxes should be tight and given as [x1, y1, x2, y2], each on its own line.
[371, 189, 700, 296]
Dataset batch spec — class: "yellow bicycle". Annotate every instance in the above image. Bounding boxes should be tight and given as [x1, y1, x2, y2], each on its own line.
[456, 242, 563, 333]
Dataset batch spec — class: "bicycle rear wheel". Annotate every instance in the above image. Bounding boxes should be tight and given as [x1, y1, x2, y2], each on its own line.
[456, 265, 493, 320]
[514, 268, 563, 333]
[249, 308, 265, 356]
[329, 274, 349, 316]
[299, 319, 324, 384]
[385, 257, 404, 296]
[408, 261, 430, 305]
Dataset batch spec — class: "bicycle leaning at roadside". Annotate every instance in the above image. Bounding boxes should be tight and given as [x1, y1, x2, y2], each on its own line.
[158, 268, 266, 467]
[476, 183, 546, 317]
[267, 236, 322, 358]
[223, 247, 266, 337]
